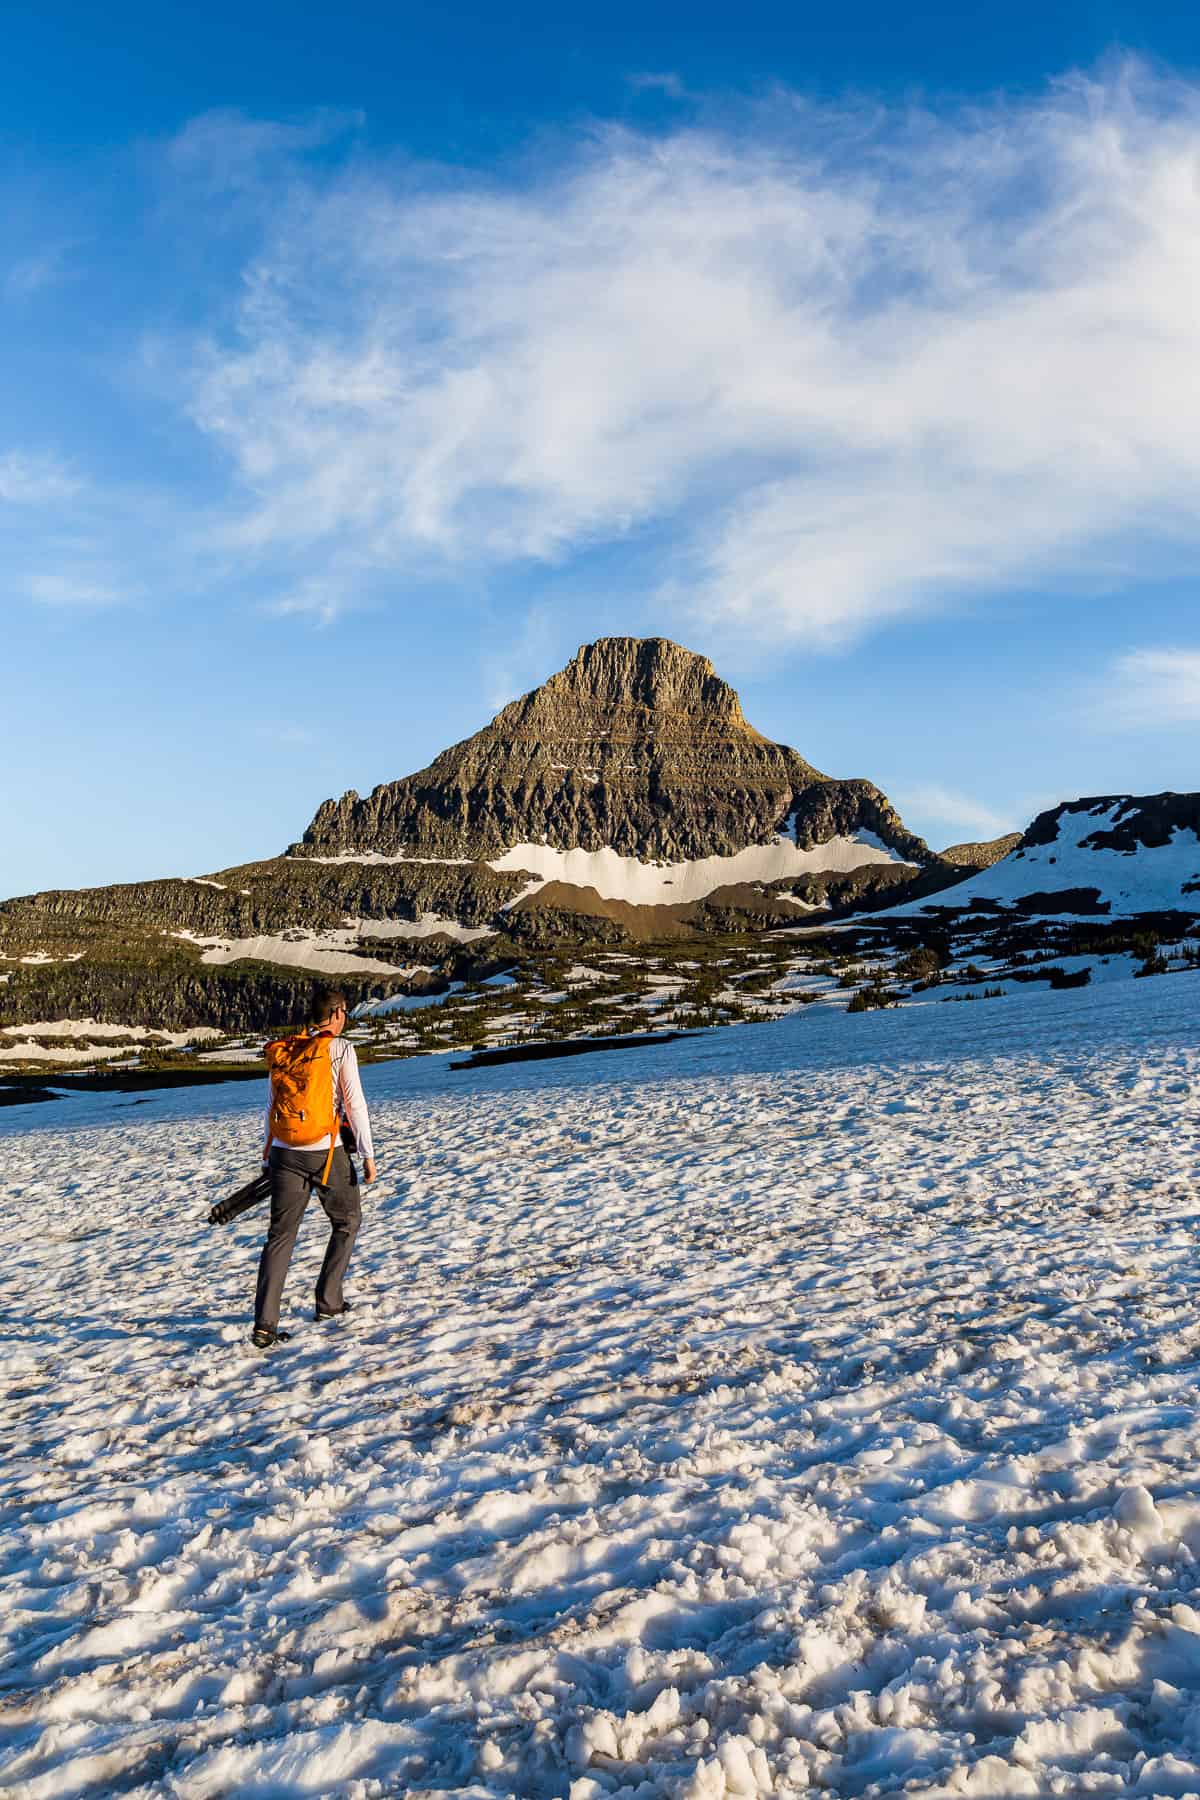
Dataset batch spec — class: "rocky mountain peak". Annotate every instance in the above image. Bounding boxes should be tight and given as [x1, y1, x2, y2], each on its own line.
[293, 636, 930, 866]
[494, 638, 760, 742]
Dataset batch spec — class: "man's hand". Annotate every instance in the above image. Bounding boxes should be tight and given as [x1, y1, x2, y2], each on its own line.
[363, 1157, 378, 1186]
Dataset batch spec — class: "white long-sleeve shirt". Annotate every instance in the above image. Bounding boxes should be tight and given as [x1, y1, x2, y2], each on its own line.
[265, 1034, 375, 1162]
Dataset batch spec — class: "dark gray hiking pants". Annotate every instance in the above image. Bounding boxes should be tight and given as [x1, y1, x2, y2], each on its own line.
[254, 1146, 361, 1330]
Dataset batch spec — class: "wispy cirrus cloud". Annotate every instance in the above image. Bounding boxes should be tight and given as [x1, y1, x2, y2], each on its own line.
[1, 453, 178, 615]
[1102, 647, 1200, 728]
[178, 63, 1200, 644]
[263, 576, 350, 627]
[167, 107, 363, 196]
[4, 244, 78, 300]
[28, 572, 126, 609]
[0, 454, 123, 611]
[893, 784, 1019, 841]
[0, 452, 79, 506]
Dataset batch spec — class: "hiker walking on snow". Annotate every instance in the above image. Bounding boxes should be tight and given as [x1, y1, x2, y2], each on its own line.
[252, 985, 377, 1349]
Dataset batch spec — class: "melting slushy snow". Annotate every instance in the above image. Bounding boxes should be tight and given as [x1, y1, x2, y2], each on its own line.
[3, 976, 1200, 1797]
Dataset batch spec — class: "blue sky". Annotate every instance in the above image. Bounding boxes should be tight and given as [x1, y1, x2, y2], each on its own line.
[5, 2, 1200, 894]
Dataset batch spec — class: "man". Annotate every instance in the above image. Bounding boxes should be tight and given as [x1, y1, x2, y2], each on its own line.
[252, 985, 377, 1349]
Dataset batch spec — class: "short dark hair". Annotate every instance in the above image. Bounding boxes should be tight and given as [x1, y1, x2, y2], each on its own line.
[310, 985, 349, 1025]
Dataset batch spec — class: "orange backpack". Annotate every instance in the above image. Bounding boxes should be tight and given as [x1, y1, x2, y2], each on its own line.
[264, 1030, 341, 1180]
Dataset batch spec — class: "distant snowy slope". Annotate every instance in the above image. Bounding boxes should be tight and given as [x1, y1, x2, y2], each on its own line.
[4, 976, 1200, 1797]
[902, 793, 1200, 917]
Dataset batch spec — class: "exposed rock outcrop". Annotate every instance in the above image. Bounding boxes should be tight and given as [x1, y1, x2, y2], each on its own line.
[939, 833, 1022, 869]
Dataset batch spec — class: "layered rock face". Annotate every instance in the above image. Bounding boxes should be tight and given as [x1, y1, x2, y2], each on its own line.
[297, 637, 931, 865]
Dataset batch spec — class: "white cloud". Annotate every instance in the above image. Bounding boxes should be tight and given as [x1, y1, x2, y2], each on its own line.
[895, 783, 1018, 841]
[168, 108, 362, 194]
[263, 576, 348, 627]
[4, 245, 77, 299]
[0, 452, 79, 505]
[184, 66, 1200, 645]
[1104, 647, 1200, 727]
[29, 572, 124, 609]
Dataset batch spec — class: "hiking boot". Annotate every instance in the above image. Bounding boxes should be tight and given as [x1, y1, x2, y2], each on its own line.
[251, 1325, 292, 1349]
[314, 1300, 353, 1321]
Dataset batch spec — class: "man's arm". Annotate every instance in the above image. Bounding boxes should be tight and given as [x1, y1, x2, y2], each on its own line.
[335, 1040, 377, 1184]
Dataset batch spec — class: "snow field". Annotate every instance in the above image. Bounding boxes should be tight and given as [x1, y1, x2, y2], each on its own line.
[1, 978, 1200, 1797]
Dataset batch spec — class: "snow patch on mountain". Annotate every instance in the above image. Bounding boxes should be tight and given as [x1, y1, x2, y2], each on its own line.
[488, 831, 909, 907]
[299, 853, 477, 868]
[345, 914, 495, 945]
[910, 803, 1200, 916]
[354, 984, 467, 1016]
[3, 951, 86, 966]
[167, 914, 493, 975]
[170, 930, 413, 976]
